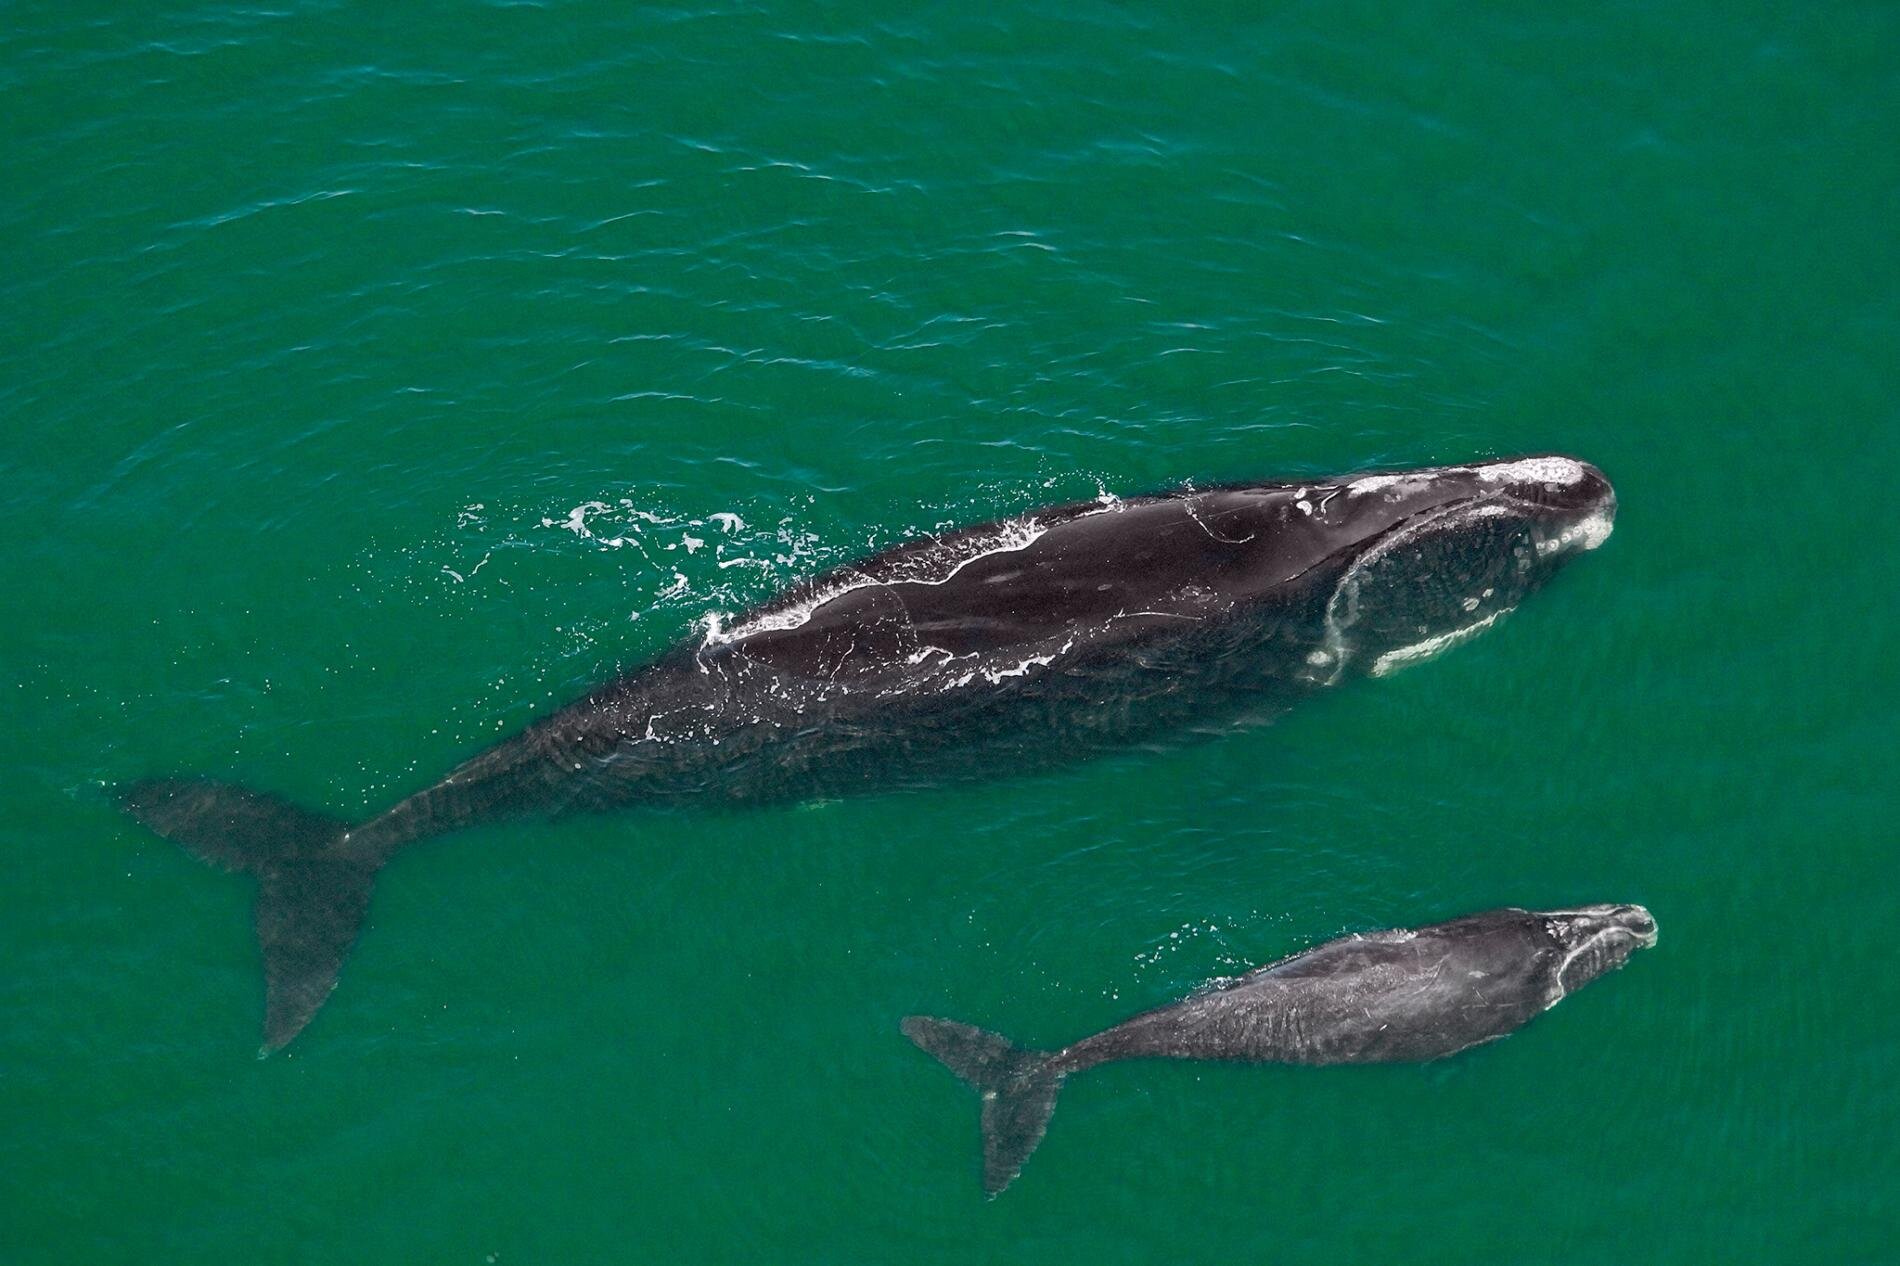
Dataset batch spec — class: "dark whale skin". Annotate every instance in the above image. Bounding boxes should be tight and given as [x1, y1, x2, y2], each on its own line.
[120, 456, 1617, 1050]
[356, 453, 1614, 830]
[905, 904, 1658, 1196]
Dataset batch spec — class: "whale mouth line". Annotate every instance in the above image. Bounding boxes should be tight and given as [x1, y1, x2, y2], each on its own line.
[1548, 924, 1645, 1005]
[1306, 495, 1507, 684]
[1542, 905, 1657, 1007]
[1368, 606, 1513, 677]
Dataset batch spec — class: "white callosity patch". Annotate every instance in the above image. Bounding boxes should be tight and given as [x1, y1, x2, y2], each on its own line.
[1535, 506, 1615, 556]
[1473, 455, 1588, 486]
[1347, 473, 1433, 498]
[1352, 456, 1588, 501]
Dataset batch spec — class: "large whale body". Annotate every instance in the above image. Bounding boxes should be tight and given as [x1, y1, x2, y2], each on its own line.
[905, 903, 1658, 1196]
[122, 455, 1616, 1049]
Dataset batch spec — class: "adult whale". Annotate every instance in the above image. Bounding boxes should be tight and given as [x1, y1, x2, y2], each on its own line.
[905, 903, 1658, 1196]
[122, 455, 1616, 1050]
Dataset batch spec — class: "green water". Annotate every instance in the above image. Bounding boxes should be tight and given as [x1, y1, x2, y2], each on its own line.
[4, 2, 1895, 1260]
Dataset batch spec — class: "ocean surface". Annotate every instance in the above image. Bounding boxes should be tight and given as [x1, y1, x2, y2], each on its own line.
[3, 3, 1894, 1261]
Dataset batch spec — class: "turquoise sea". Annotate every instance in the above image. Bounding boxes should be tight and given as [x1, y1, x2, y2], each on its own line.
[3, 3, 1895, 1261]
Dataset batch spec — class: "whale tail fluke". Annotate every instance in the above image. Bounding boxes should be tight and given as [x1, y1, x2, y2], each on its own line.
[119, 778, 378, 1052]
[902, 1015, 1065, 1197]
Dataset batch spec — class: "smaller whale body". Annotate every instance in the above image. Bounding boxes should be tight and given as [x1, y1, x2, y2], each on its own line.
[904, 904, 1657, 1196]
[121, 455, 1615, 1050]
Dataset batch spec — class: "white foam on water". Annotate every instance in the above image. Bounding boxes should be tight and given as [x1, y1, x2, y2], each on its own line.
[923, 632, 1081, 693]
[710, 514, 1068, 645]
[979, 650, 1060, 683]
[553, 501, 611, 536]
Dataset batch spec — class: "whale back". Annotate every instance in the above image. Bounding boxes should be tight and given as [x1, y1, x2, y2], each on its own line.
[715, 487, 1353, 686]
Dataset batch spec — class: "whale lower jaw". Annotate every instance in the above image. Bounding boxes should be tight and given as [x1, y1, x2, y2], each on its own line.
[1368, 607, 1512, 678]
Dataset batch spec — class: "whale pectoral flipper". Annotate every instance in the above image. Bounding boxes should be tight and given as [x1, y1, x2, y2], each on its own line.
[119, 779, 377, 1051]
[902, 1016, 1064, 1197]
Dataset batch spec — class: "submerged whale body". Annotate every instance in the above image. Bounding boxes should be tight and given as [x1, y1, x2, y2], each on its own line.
[122, 455, 1616, 1049]
[905, 904, 1659, 1196]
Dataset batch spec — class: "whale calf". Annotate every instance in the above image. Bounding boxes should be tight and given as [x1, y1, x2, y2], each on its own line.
[904, 904, 1658, 1196]
[122, 456, 1616, 1049]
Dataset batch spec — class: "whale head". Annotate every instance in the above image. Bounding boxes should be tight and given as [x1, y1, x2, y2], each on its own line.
[1539, 903, 1658, 1000]
[1300, 455, 1617, 681]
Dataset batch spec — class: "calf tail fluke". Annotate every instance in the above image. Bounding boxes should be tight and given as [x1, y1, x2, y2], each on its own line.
[119, 778, 378, 1052]
[901, 1015, 1065, 1197]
